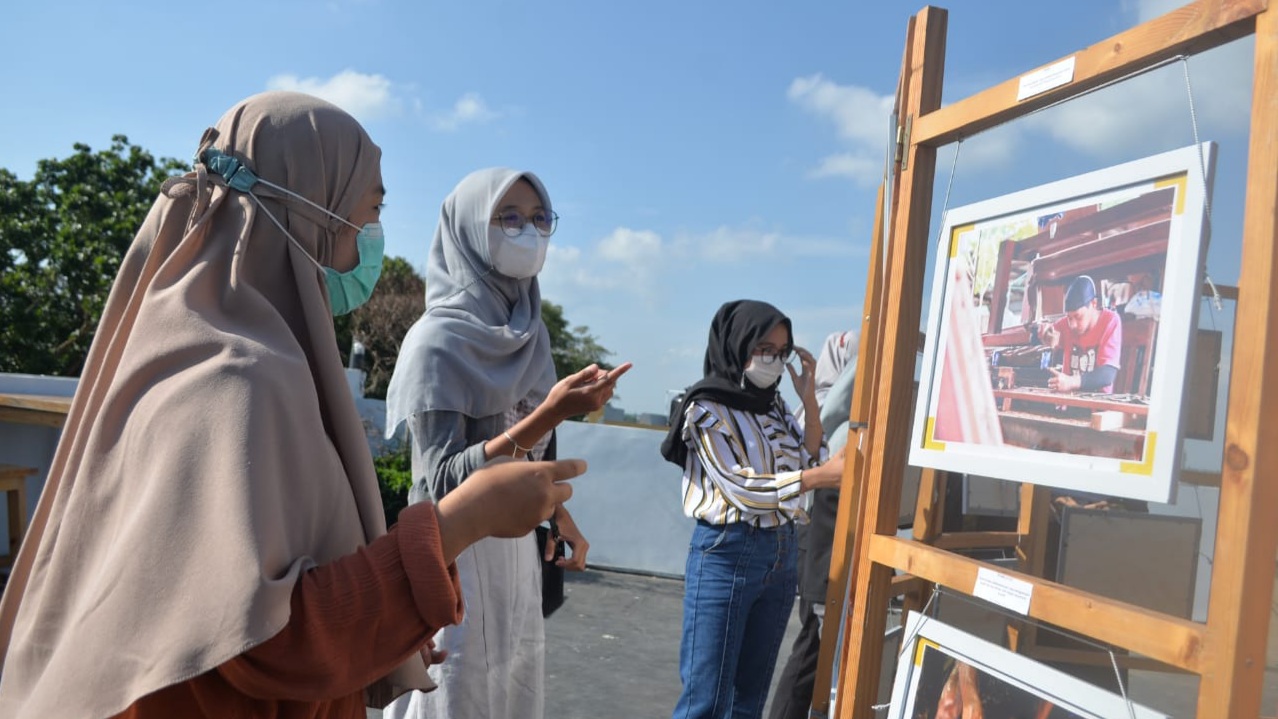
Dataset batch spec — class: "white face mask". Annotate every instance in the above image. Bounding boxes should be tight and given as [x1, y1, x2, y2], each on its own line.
[743, 356, 786, 388]
[488, 224, 549, 279]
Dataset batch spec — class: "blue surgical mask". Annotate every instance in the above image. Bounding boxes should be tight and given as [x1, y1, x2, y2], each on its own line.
[198, 148, 386, 316]
[324, 222, 384, 316]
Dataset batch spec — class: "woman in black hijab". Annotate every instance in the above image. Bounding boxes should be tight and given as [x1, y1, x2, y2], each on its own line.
[662, 300, 846, 719]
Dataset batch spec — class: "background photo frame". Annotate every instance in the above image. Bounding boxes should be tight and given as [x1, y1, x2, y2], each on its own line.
[909, 143, 1216, 503]
[888, 611, 1169, 719]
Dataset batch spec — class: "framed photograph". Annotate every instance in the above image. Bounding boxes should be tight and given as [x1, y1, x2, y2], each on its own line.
[888, 611, 1168, 719]
[909, 143, 1215, 503]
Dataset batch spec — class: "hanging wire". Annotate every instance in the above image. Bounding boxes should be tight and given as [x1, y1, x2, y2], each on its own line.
[1180, 56, 1224, 315]
[931, 140, 963, 256]
[868, 587, 942, 712]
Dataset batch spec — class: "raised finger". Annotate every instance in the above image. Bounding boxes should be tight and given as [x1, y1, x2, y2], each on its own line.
[604, 362, 634, 382]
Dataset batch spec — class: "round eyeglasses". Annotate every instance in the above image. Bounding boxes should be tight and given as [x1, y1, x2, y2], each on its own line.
[751, 344, 793, 364]
[492, 209, 559, 238]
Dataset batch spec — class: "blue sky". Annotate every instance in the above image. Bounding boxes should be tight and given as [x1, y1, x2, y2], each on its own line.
[0, 0, 1252, 417]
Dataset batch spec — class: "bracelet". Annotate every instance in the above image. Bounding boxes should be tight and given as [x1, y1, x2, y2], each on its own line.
[503, 430, 532, 458]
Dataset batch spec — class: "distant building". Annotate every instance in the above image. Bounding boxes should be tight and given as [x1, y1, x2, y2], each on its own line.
[638, 412, 669, 427]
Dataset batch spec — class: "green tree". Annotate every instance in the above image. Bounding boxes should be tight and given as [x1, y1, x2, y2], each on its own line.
[334, 256, 426, 399]
[0, 136, 186, 376]
[541, 299, 613, 379]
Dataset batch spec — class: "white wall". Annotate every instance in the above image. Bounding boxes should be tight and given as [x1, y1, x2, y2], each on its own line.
[554, 421, 691, 577]
[0, 371, 1222, 600]
[0, 372, 695, 575]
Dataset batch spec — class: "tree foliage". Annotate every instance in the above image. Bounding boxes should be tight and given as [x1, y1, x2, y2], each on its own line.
[0, 137, 612, 404]
[0, 136, 186, 376]
[334, 256, 425, 399]
[541, 299, 613, 379]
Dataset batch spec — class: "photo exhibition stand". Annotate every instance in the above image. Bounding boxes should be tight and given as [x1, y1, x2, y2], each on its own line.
[812, 2, 1278, 718]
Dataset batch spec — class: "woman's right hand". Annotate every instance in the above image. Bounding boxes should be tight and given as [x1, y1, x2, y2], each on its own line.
[799, 446, 847, 492]
[545, 362, 634, 420]
[435, 457, 587, 562]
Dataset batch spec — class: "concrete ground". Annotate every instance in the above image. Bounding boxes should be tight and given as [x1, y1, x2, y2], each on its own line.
[369, 568, 803, 719]
[370, 568, 1278, 718]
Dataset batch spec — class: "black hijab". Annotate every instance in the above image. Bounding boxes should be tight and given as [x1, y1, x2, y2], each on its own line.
[660, 299, 792, 467]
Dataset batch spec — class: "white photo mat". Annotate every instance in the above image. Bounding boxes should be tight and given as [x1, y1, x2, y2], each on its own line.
[909, 143, 1216, 503]
[888, 611, 1168, 719]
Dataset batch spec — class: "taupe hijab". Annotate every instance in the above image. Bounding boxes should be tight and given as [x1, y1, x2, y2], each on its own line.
[0, 91, 432, 718]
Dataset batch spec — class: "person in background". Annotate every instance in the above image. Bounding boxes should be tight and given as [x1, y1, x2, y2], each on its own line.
[383, 167, 631, 719]
[768, 330, 858, 719]
[0, 92, 587, 719]
[1037, 274, 1122, 393]
[661, 300, 846, 719]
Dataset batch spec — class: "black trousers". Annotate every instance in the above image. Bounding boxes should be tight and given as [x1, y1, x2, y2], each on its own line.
[767, 599, 824, 719]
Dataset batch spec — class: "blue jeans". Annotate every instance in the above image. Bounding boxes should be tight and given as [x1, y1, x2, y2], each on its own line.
[673, 520, 799, 719]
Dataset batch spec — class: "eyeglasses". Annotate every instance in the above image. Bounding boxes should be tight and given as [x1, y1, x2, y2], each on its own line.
[751, 344, 793, 364]
[491, 209, 559, 238]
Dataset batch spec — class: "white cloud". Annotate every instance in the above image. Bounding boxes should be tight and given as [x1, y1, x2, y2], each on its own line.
[1023, 39, 1250, 159]
[598, 227, 663, 263]
[267, 69, 401, 122]
[686, 225, 780, 261]
[676, 224, 867, 263]
[788, 74, 894, 146]
[431, 92, 500, 132]
[807, 153, 882, 184]
[788, 74, 895, 186]
[1020, 0, 1250, 158]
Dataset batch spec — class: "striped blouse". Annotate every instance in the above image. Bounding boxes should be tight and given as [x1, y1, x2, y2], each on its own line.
[679, 398, 827, 528]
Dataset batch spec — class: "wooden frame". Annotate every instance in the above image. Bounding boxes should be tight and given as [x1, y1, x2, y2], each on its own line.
[825, 2, 1278, 718]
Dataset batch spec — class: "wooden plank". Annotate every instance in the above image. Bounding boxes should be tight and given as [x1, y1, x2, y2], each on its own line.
[932, 531, 1021, 551]
[890, 573, 930, 597]
[0, 393, 72, 429]
[911, 468, 944, 543]
[813, 182, 890, 717]
[837, 9, 947, 718]
[816, 18, 923, 715]
[1203, 281, 1239, 301]
[1197, 5, 1278, 716]
[911, 0, 1265, 147]
[901, 469, 944, 617]
[1181, 468, 1222, 487]
[0, 465, 38, 482]
[1008, 484, 1052, 653]
[868, 534, 1207, 673]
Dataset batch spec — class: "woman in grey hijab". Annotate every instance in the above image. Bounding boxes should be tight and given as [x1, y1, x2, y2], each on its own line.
[384, 168, 631, 719]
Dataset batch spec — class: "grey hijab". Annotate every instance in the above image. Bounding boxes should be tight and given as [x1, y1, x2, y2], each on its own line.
[385, 167, 557, 436]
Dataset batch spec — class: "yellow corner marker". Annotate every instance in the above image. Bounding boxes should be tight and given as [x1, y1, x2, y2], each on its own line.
[1119, 431, 1157, 475]
[924, 416, 946, 452]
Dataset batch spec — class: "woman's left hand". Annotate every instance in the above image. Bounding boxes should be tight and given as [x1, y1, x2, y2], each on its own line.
[545, 362, 634, 420]
[787, 346, 817, 402]
[423, 636, 448, 665]
[549, 505, 590, 571]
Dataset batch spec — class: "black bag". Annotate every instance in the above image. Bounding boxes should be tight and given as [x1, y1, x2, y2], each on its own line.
[535, 431, 565, 618]
[536, 522, 565, 618]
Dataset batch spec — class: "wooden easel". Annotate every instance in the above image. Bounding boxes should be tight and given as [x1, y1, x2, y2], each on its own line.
[815, 2, 1278, 718]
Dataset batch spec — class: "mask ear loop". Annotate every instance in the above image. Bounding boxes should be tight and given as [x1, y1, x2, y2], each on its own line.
[194, 147, 359, 273]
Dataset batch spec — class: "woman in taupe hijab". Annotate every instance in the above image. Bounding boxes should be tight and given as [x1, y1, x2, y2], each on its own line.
[0, 91, 585, 719]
